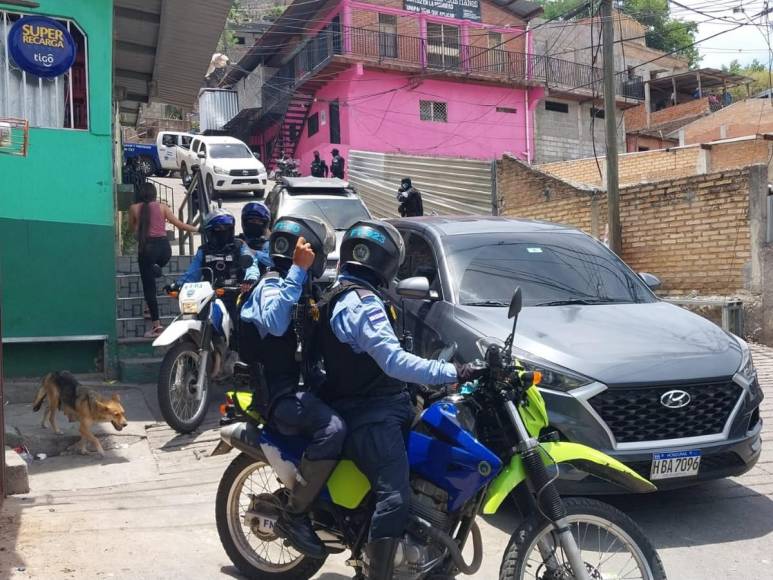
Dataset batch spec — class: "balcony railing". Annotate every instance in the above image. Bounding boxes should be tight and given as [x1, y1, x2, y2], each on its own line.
[261, 24, 644, 115]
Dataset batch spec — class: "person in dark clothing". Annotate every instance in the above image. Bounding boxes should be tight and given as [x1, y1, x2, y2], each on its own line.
[396, 177, 423, 217]
[129, 182, 198, 337]
[310, 150, 329, 178]
[315, 220, 483, 579]
[240, 215, 343, 558]
[330, 148, 345, 179]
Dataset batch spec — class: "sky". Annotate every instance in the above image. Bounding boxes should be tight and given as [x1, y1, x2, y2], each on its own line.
[675, 0, 773, 69]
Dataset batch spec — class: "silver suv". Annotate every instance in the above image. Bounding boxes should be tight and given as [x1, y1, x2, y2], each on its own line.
[387, 216, 763, 493]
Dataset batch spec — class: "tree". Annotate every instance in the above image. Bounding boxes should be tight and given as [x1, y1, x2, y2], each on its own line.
[721, 59, 743, 75]
[537, 0, 700, 67]
[747, 59, 766, 73]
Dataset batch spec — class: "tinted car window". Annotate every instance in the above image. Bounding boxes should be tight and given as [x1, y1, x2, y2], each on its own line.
[210, 143, 253, 159]
[397, 233, 439, 286]
[162, 134, 176, 147]
[446, 232, 653, 307]
[279, 197, 370, 230]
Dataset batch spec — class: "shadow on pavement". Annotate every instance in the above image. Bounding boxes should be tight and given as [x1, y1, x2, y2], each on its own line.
[0, 498, 26, 580]
[484, 476, 773, 550]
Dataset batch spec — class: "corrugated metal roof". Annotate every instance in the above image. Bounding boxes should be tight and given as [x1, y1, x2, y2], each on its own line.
[114, 0, 232, 125]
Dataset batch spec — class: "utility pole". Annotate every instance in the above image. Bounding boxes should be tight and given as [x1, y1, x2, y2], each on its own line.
[601, 0, 621, 254]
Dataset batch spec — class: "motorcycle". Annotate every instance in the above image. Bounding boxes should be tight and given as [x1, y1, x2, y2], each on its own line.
[211, 282, 666, 580]
[270, 157, 301, 180]
[153, 255, 253, 433]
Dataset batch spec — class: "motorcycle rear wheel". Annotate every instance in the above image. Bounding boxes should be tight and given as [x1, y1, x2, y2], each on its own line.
[500, 497, 667, 580]
[157, 341, 211, 433]
[216, 453, 326, 580]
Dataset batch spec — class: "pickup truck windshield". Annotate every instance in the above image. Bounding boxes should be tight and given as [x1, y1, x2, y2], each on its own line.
[209, 144, 253, 159]
[445, 232, 653, 307]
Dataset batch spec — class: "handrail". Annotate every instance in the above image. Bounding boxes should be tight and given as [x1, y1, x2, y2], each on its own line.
[177, 168, 210, 255]
[260, 24, 645, 103]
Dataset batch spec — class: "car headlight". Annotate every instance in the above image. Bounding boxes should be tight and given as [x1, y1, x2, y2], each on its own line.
[181, 300, 199, 314]
[737, 340, 757, 383]
[213, 165, 229, 175]
[476, 336, 592, 392]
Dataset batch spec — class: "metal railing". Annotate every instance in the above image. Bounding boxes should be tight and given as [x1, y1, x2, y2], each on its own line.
[259, 24, 644, 109]
[177, 168, 210, 255]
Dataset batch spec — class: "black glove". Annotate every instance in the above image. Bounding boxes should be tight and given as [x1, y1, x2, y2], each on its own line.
[454, 360, 487, 383]
[163, 282, 180, 294]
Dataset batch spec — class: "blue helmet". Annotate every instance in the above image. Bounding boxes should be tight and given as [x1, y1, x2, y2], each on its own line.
[203, 209, 236, 252]
[241, 202, 270, 240]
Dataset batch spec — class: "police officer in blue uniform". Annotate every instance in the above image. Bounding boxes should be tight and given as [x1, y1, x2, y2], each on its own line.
[316, 220, 482, 579]
[237, 202, 273, 278]
[240, 215, 345, 558]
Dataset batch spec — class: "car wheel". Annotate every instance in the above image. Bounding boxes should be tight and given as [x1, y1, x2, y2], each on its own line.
[206, 174, 218, 198]
[181, 163, 191, 187]
[136, 156, 155, 177]
[253, 189, 265, 198]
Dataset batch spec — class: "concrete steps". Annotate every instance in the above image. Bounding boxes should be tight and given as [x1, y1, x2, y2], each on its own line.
[115, 255, 193, 381]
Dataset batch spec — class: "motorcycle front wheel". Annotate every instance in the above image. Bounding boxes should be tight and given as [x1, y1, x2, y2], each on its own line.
[216, 453, 326, 580]
[500, 497, 667, 580]
[157, 341, 211, 433]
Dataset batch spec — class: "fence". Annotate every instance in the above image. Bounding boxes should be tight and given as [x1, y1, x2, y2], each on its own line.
[348, 150, 494, 218]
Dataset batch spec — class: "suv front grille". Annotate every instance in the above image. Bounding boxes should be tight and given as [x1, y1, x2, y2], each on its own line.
[589, 381, 742, 443]
[229, 169, 259, 176]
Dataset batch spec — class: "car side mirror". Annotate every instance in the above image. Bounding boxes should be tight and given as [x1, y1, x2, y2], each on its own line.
[639, 272, 662, 290]
[396, 276, 432, 300]
[198, 151, 206, 159]
[238, 254, 254, 269]
[508, 287, 523, 319]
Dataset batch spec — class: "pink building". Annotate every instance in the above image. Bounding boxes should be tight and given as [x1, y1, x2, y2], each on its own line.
[221, 0, 641, 173]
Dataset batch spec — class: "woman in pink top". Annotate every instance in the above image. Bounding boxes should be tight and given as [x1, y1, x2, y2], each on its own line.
[129, 183, 198, 337]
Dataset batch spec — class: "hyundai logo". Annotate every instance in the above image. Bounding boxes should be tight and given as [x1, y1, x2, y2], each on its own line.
[660, 389, 691, 409]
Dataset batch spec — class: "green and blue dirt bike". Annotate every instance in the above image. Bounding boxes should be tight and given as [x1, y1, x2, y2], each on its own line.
[211, 288, 667, 579]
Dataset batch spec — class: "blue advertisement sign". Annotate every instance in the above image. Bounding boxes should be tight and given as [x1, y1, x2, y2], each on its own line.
[7, 16, 77, 78]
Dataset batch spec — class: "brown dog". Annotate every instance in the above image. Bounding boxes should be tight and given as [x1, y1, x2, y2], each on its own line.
[32, 371, 129, 457]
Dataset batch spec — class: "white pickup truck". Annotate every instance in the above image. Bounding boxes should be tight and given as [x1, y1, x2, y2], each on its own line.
[179, 135, 268, 197]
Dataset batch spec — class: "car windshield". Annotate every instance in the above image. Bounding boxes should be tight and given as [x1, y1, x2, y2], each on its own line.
[281, 198, 371, 230]
[445, 232, 653, 307]
[209, 144, 253, 159]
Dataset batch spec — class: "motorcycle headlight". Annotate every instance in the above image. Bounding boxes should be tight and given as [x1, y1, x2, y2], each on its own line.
[181, 300, 199, 314]
[737, 340, 757, 383]
[476, 337, 591, 393]
[213, 165, 229, 175]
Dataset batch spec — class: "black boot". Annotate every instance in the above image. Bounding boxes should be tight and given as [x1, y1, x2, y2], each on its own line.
[274, 457, 337, 559]
[365, 538, 399, 580]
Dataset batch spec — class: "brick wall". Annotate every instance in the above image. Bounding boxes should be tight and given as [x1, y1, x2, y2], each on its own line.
[538, 136, 772, 188]
[683, 99, 773, 144]
[625, 98, 711, 132]
[498, 155, 757, 295]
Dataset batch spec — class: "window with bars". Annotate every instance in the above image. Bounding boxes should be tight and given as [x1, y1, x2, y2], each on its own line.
[420, 100, 447, 123]
[0, 10, 89, 130]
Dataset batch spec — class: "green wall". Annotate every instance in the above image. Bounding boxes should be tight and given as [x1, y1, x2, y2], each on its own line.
[0, 0, 115, 377]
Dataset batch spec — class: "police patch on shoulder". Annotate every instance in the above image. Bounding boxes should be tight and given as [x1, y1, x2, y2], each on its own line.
[263, 288, 280, 298]
[367, 309, 387, 325]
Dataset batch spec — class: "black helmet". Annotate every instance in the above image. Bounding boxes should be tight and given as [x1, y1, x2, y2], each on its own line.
[340, 220, 405, 287]
[270, 215, 336, 279]
[203, 209, 236, 252]
[241, 202, 270, 241]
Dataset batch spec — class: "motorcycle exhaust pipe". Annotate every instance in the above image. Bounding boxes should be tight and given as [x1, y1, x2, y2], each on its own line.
[410, 516, 483, 575]
[220, 422, 265, 461]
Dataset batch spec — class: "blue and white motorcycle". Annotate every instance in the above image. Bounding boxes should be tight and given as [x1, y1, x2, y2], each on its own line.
[212, 284, 667, 579]
[154, 256, 252, 433]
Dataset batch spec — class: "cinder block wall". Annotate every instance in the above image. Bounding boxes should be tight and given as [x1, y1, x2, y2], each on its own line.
[497, 155, 757, 296]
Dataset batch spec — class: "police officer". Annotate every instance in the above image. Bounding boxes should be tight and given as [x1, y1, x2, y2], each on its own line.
[310, 150, 329, 178]
[170, 209, 258, 352]
[240, 215, 344, 559]
[330, 148, 345, 179]
[315, 220, 483, 579]
[396, 177, 423, 217]
[237, 202, 273, 283]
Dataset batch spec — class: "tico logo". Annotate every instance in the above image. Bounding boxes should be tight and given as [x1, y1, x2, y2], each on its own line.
[8, 16, 77, 78]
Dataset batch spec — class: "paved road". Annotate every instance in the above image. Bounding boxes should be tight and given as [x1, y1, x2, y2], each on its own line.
[2, 346, 771, 579]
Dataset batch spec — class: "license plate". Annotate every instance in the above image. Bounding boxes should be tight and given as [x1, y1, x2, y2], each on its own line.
[650, 450, 701, 480]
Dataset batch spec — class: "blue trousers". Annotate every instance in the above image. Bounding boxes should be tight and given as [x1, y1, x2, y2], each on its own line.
[335, 391, 414, 540]
[271, 391, 347, 461]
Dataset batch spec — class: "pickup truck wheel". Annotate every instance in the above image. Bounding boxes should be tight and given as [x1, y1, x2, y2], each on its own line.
[136, 156, 155, 177]
[206, 174, 218, 197]
[155, 169, 170, 178]
[181, 163, 191, 187]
